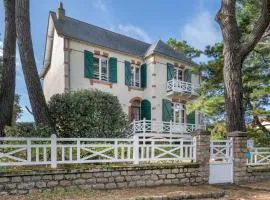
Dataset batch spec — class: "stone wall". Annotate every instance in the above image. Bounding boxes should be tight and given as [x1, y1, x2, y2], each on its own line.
[247, 166, 270, 182]
[0, 164, 207, 195]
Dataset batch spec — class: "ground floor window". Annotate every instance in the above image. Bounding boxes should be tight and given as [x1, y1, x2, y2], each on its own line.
[172, 103, 186, 124]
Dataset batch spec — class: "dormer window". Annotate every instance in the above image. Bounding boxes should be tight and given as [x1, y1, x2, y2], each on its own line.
[131, 65, 141, 87]
[93, 56, 108, 81]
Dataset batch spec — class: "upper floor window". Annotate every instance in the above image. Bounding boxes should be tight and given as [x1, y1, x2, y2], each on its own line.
[131, 65, 141, 87]
[174, 68, 183, 81]
[93, 56, 108, 81]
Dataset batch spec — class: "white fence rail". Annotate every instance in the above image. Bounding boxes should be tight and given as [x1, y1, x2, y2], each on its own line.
[210, 139, 233, 163]
[247, 140, 270, 166]
[167, 79, 199, 94]
[130, 119, 206, 135]
[0, 135, 196, 168]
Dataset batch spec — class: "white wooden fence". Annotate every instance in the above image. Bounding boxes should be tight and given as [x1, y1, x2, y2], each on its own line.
[130, 119, 206, 135]
[247, 140, 270, 166]
[0, 135, 196, 168]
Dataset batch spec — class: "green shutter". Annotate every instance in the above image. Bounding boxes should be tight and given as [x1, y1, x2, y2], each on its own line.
[141, 99, 151, 120]
[84, 50, 93, 78]
[140, 64, 147, 88]
[167, 63, 174, 81]
[187, 111, 195, 124]
[109, 57, 117, 83]
[125, 61, 131, 86]
[184, 69, 192, 83]
[162, 99, 173, 122]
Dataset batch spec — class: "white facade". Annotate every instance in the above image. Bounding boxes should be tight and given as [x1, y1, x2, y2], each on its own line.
[42, 6, 203, 134]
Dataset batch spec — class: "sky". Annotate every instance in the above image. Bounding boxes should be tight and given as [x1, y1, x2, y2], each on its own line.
[0, 0, 222, 122]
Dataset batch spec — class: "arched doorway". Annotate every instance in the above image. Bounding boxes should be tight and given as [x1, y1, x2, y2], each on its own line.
[129, 97, 151, 121]
[129, 97, 141, 121]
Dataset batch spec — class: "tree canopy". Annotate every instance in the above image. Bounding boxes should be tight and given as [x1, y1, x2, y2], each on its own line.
[167, 0, 270, 143]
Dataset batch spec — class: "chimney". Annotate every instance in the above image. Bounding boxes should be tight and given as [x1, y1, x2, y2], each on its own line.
[57, 2, 65, 19]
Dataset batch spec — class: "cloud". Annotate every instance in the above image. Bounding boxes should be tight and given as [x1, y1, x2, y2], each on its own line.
[117, 24, 151, 43]
[92, 0, 107, 12]
[180, 12, 221, 50]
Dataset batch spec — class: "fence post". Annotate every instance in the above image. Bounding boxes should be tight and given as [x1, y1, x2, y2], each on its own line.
[228, 131, 248, 183]
[27, 139, 31, 162]
[133, 120, 136, 135]
[114, 140, 118, 161]
[193, 137, 196, 162]
[77, 139, 80, 162]
[133, 135, 139, 165]
[195, 130, 210, 184]
[51, 134, 57, 168]
[170, 120, 172, 135]
[143, 118, 146, 134]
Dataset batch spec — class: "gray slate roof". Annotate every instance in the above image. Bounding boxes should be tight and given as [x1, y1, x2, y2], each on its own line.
[51, 12, 193, 64]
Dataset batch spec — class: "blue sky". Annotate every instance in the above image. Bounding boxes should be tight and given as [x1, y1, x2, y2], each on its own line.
[0, 0, 222, 122]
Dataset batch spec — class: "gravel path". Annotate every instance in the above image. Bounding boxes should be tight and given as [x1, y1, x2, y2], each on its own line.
[0, 181, 270, 200]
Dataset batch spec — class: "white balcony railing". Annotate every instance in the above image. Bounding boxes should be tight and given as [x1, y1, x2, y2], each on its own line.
[129, 119, 206, 136]
[167, 79, 199, 95]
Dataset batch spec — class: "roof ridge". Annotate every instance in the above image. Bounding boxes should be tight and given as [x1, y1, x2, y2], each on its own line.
[50, 11, 151, 46]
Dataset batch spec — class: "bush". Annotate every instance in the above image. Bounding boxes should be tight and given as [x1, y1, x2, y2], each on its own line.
[48, 89, 128, 138]
[4, 123, 52, 137]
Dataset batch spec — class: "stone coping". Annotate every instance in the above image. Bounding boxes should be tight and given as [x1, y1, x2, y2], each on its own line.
[228, 131, 247, 137]
[0, 163, 200, 177]
[247, 166, 270, 173]
[130, 191, 225, 200]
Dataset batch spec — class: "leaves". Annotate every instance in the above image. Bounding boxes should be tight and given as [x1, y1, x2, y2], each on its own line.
[47, 89, 128, 138]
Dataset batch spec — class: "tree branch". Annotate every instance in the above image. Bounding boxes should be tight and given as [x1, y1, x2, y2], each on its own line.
[215, 0, 241, 47]
[240, 0, 270, 58]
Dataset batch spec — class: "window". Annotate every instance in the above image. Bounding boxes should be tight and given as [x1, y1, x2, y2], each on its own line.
[172, 103, 186, 124]
[131, 65, 141, 87]
[93, 56, 108, 81]
[173, 68, 183, 81]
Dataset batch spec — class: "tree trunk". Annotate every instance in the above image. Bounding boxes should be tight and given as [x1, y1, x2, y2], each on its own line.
[223, 52, 246, 132]
[0, 0, 16, 136]
[15, 0, 52, 127]
[216, 0, 270, 133]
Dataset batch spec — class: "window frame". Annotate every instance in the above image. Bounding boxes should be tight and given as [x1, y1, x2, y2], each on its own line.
[93, 55, 109, 82]
[172, 103, 186, 124]
[130, 65, 141, 88]
[173, 67, 183, 81]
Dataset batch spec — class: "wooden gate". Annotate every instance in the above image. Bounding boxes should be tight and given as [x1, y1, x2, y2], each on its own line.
[209, 139, 233, 184]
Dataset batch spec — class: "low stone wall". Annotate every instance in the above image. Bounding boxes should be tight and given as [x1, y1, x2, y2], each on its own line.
[247, 166, 270, 182]
[0, 163, 208, 195]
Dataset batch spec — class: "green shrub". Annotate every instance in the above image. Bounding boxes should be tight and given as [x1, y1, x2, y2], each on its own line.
[48, 89, 128, 138]
[4, 123, 52, 137]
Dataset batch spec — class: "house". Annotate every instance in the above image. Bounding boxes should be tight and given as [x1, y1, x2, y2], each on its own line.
[41, 3, 205, 135]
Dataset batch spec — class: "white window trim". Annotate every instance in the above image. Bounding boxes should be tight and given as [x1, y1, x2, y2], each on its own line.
[174, 67, 183, 81]
[131, 65, 141, 88]
[93, 56, 109, 81]
[172, 103, 186, 124]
